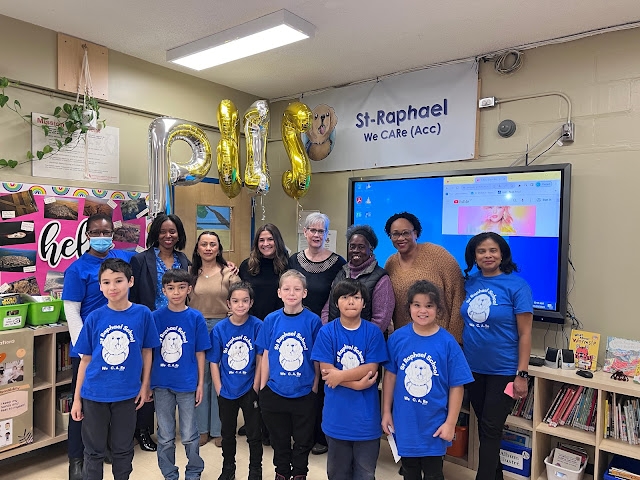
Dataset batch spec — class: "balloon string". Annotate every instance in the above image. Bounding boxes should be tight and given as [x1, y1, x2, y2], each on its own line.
[260, 196, 266, 221]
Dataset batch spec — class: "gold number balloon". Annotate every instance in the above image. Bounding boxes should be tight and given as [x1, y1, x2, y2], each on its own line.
[281, 102, 313, 200]
[216, 100, 241, 198]
[243, 100, 270, 195]
[148, 118, 212, 217]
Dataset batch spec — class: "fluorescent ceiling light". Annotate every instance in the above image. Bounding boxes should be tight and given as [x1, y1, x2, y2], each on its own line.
[167, 9, 315, 70]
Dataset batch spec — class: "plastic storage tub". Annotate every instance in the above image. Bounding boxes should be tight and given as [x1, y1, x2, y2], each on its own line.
[544, 454, 586, 480]
[0, 304, 28, 330]
[26, 297, 62, 325]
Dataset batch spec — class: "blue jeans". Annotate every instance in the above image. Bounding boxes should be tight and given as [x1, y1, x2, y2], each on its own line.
[154, 388, 204, 480]
[196, 318, 223, 437]
[326, 436, 380, 480]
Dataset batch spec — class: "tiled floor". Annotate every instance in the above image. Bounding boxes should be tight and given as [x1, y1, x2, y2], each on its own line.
[0, 435, 477, 480]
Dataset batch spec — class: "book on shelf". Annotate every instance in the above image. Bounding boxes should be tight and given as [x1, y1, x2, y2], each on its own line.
[604, 336, 640, 377]
[543, 384, 597, 431]
[510, 377, 533, 420]
[604, 393, 640, 445]
[57, 390, 73, 413]
[568, 329, 600, 371]
[503, 426, 531, 448]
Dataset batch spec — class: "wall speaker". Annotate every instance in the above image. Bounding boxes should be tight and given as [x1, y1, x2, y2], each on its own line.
[545, 347, 561, 368]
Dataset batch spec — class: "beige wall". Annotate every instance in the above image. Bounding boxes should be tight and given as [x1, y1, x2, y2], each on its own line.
[0, 14, 258, 191]
[264, 28, 640, 358]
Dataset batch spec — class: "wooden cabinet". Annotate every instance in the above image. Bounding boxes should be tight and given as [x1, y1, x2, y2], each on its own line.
[0, 324, 70, 461]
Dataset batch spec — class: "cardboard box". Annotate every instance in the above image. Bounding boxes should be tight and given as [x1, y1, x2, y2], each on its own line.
[0, 328, 33, 453]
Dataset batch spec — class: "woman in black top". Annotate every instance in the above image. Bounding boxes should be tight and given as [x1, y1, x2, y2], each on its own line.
[239, 223, 289, 321]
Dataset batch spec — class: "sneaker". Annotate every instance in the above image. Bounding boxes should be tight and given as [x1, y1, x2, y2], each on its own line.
[311, 443, 328, 455]
[292, 476, 307, 480]
[274, 474, 288, 480]
[213, 436, 223, 447]
[238, 425, 247, 436]
[199, 433, 210, 446]
[248, 467, 262, 480]
[262, 436, 271, 446]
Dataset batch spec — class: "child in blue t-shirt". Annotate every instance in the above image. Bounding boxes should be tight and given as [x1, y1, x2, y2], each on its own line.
[151, 269, 211, 480]
[382, 280, 474, 480]
[311, 278, 388, 480]
[256, 270, 322, 480]
[208, 281, 263, 480]
[71, 258, 160, 480]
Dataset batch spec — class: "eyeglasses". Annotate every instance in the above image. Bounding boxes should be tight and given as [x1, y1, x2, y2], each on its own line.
[307, 228, 325, 236]
[87, 229, 114, 237]
[389, 229, 415, 240]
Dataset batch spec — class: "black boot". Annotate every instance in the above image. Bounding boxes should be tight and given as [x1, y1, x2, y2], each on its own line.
[135, 428, 157, 452]
[69, 458, 83, 480]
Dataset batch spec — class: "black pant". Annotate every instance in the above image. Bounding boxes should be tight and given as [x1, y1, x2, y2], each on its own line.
[218, 389, 263, 475]
[68, 357, 84, 459]
[468, 373, 515, 480]
[136, 400, 155, 433]
[314, 378, 327, 446]
[82, 398, 137, 480]
[259, 386, 316, 478]
[401, 455, 445, 480]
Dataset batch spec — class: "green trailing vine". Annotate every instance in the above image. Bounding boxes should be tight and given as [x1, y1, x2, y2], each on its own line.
[0, 76, 105, 169]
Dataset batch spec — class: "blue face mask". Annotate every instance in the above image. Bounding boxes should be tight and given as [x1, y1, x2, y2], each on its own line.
[89, 236, 113, 253]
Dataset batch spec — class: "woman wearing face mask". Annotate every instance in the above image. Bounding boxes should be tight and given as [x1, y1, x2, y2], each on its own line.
[62, 213, 135, 480]
[321, 224, 394, 333]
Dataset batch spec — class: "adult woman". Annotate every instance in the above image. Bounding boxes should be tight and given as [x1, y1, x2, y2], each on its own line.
[130, 213, 189, 452]
[384, 212, 465, 342]
[321, 224, 394, 333]
[289, 213, 345, 456]
[189, 231, 239, 447]
[63, 213, 134, 480]
[461, 232, 532, 480]
[239, 223, 289, 321]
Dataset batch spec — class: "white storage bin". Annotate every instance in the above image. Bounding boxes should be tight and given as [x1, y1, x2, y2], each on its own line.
[544, 454, 586, 480]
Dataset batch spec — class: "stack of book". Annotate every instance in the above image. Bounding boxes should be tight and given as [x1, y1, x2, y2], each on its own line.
[510, 377, 534, 420]
[57, 390, 72, 413]
[543, 384, 598, 431]
[604, 393, 640, 445]
[548, 443, 588, 471]
[56, 338, 71, 373]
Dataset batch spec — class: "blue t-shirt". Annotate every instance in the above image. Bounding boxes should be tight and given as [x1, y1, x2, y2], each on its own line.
[151, 307, 211, 392]
[311, 319, 388, 441]
[75, 303, 160, 402]
[62, 249, 134, 357]
[386, 325, 473, 457]
[256, 308, 322, 398]
[462, 272, 533, 375]
[207, 316, 263, 400]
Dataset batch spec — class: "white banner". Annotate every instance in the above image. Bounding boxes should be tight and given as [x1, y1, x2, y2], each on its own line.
[299, 61, 478, 172]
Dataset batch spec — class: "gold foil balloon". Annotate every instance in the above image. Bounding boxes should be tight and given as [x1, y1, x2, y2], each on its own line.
[281, 102, 313, 200]
[243, 100, 270, 195]
[148, 118, 212, 217]
[216, 100, 241, 198]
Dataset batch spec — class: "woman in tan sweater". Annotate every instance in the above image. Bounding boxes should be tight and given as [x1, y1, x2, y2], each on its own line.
[384, 212, 465, 343]
[189, 231, 239, 447]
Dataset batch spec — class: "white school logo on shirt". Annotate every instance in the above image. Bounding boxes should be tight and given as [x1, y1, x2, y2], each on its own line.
[404, 359, 433, 398]
[161, 332, 183, 363]
[227, 340, 250, 370]
[467, 293, 492, 323]
[336, 344, 365, 370]
[101, 330, 130, 366]
[279, 337, 304, 371]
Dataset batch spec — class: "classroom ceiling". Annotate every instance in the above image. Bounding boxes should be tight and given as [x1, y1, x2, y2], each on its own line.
[1, 1, 639, 99]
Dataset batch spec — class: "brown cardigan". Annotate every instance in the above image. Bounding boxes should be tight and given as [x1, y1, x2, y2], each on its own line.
[385, 242, 465, 343]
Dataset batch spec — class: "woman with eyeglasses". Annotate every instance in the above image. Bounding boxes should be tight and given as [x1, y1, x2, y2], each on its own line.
[62, 213, 136, 480]
[384, 212, 465, 342]
[321, 224, 394, 333]
[289, 212, 346, 456]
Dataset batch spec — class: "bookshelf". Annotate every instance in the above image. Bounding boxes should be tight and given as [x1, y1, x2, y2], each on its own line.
[0, 324, 70, 461]
[526, 364, 640, 479]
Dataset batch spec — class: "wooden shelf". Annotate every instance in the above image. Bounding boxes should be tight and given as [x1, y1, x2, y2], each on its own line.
[30, 323, 69, 336]
[32, 377, 50, 392]
[506, 415, 533, 431]
[0, 428, 67, 461]
[535, 422, 597, 446]
[55, 369, 72, 386]
[599, 438, 640, 461]
[445, 454, 468, 467]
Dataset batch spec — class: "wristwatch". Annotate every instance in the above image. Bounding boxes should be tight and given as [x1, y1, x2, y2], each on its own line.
[516, 370, 529, 379]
